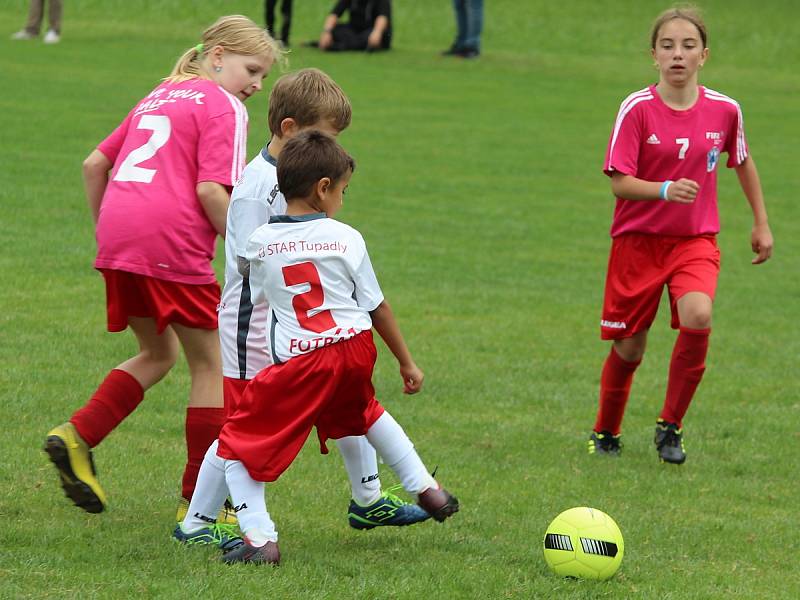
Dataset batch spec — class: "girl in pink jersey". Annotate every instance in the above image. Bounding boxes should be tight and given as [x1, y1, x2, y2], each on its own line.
[44, 16, 282, 525]
[588, 7, 773, 464]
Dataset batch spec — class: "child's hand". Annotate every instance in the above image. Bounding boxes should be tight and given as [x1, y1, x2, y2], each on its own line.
[400, 363, 424, 394]
[751, 222, 773, 264]
[666, 178, 699, 204]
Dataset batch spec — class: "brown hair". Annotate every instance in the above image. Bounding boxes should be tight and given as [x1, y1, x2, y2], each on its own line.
[650, 6, 708, 49]
[268, 68, 352, 137]
[166, 15, 284, 83]
[277, 131, 355, 201]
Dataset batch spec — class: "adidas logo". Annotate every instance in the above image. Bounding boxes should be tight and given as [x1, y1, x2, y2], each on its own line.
[646, 133, 660, 144]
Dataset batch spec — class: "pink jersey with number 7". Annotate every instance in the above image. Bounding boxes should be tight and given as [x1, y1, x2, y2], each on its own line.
[603, 85, 748, 238]
[94, 78, 248, 284]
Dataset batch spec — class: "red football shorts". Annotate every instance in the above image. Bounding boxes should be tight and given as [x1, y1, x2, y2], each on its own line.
[600, 233, 720, 340]
[216, 330, 385, 482]
[101, 269, 220, 334]
[222, 376, 250, 419]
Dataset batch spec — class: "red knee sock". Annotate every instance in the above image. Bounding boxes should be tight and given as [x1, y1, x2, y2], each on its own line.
[660, 327, 710, 427]
[70, 369, 145, 448]
[593, 348, 641, 435]
[182, 407, 226, 501]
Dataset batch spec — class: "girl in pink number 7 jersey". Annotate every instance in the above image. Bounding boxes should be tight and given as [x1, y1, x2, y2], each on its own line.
[44, 16, 282, 522]
[588, 7, 773, 464]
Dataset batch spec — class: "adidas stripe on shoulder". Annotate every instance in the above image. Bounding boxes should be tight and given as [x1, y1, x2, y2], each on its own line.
[704, 88, 747, 165]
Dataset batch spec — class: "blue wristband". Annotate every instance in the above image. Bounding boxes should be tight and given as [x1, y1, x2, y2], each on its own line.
[659, 180, 673, 201]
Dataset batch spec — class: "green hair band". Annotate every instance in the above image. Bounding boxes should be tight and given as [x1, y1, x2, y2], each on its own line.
[195, 43, 204, 54]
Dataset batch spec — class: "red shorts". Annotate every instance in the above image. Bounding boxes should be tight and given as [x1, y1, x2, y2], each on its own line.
[222, 376, 250, 419]
[217, 330, 385, 482]
[600, 234, 720, 340]
[101, 269, 220, 334]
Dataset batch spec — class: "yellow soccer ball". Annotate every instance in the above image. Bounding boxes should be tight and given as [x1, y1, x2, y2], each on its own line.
[543, 507, 624, 581]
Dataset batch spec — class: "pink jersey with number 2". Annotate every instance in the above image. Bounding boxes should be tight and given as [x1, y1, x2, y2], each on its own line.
[604, 85, 747, 238]
[94, 78, 248, 284]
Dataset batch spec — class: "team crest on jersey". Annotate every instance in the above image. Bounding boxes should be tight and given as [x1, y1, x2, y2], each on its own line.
[706, 146, 720, 172]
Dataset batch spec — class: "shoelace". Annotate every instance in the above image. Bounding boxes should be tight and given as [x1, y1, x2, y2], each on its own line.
[381, 484, 410, 507]
[211, 523, 240, 542]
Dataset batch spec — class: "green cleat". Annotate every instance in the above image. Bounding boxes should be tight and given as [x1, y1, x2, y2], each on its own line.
[348, 485, 431, 530]
[172, 523, 243, 552]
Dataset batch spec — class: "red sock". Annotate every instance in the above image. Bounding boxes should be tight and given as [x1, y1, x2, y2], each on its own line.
[69, 369, 144, 448]
[182, 407, 226, 501]
[660, 327, 710, 427]
[593, 348, 641, 435]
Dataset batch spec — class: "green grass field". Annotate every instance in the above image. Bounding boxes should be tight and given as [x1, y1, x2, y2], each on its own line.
[2, 1, 799, 598]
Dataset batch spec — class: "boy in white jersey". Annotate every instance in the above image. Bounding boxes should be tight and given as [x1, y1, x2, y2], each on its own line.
[178, 131, 458, 564]
[197, 69, 430, 533]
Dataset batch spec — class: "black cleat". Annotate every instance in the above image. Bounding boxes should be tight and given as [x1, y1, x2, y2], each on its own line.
[587, 431, 622, 456]
[655, 419, 686, 464]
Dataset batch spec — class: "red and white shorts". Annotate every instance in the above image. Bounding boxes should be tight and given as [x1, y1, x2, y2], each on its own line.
[216, 330, 385, 482]
[101, 269, 220, 334]
[600, 233, 720, 340]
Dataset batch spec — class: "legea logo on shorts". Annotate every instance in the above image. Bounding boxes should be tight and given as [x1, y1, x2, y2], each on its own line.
[601, 320, 627, 329]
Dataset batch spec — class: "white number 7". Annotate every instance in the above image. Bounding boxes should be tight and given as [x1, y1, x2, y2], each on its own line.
[675, 137, 689, 160]
[114, 115, 171, 183]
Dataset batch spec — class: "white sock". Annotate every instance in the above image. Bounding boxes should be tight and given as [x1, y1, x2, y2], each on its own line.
[336, 435, 382, 506]
[365, 411, 436, 495]
[182, 440, 230, 532]
[223, 459, 278, 545]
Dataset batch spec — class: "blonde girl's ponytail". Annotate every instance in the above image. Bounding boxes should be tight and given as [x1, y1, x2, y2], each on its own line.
[166, 15, 284, 83]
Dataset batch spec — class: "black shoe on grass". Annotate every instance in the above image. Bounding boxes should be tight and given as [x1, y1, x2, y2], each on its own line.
[587, 431, 622, 456]
[655, 419, 686, 464]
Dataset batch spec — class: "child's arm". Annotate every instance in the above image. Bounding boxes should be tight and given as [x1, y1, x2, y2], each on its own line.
[83, 150, 113, 224]
[610, 172, 698, 204]
[196, 181, 231, 239]
[370, 300, 424, 394]
[734, 156, 773, 265]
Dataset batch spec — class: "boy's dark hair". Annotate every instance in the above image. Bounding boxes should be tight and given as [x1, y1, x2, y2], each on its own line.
[268, 68, 352, 137]
[277, 131, 355, 201]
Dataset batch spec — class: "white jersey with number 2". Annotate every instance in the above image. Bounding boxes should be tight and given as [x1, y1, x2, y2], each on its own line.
[246, 213, 384, 365]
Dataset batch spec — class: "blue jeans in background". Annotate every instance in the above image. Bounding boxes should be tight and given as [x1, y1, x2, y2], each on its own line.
[452, 0, 483, 52]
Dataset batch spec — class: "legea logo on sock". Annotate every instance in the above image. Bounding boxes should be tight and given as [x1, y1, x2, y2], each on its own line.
[234, 503, 248, 513]
[193, 512, 215, 524]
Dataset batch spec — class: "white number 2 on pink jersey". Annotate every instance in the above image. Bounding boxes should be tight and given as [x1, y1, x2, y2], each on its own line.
[675, 137, 689, 160]
[113, 115, 171, 183]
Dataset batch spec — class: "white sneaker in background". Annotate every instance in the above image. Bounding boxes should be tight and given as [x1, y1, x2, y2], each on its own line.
[11, 30, 36, 40]
[43, 30, 61, 44]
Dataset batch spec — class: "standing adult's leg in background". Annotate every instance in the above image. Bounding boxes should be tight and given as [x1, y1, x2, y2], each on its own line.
[462, 0, 483, 54]
[23, 0, 45, 35]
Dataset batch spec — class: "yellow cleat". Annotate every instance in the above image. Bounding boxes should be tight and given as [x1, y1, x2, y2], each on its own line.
[44, 423, 108, 513]
[176, 497, 238, 526]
